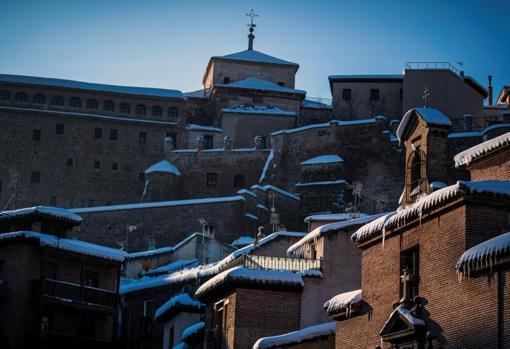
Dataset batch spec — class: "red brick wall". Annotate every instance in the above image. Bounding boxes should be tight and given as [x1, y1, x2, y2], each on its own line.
[468, 148, 510, 181]
[233, 288, 301, 349]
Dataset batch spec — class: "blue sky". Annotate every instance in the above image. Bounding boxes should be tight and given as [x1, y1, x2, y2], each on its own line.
[0, 0, 508, 100]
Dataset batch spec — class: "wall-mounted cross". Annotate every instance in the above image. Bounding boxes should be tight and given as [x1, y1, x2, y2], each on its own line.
[422, 86, 430, 107]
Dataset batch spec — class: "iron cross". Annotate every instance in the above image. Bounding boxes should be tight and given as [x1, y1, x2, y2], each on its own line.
[246, 9, 258, 28]
[423, 86, 430, 107]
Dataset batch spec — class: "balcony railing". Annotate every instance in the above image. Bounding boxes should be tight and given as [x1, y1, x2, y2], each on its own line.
[404, 61, 462, 76]
[242, 254, 322, 272]
[39, 279, 118, 309]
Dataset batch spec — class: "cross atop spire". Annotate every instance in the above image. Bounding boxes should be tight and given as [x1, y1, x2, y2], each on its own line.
[246, 9, 258, 50]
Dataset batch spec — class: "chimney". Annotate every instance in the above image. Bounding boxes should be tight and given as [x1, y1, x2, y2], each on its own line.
[254, 135, 264, 149]
[223, 135, 233, 151]
[488, 75, 493, 105]
[196, 136, 205, 151]
[164, 137, 175, 157]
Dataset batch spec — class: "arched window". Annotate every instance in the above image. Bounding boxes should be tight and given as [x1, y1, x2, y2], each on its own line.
[69, 97, 81, 108]
[406, 149, 426, 202]
[33, 93, 46, 104]
[15, 92, 28, 102]
[135, 104, 146, 115]
[103, 100, 114, 112]
[87, 98, 98, 109]
[119, 102, 130, 113]
[50, 95, 64, 106]
[167, 106, 178, 120]
[151, 105, 162, 117]
[0, 90, 10, 101]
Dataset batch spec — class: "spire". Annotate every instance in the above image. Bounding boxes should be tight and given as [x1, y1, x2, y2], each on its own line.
[246, 9, 258, 50]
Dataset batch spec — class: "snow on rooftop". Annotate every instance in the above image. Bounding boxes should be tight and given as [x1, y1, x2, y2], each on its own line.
[301, 99, 333, 109]
[142, 259, 199, 277]
[155, 293, 204, 321]
[388, 305, 426, 326]
[288, 213, 388, 256]
[237, 189, 257, 198]
[145, 160, 181, 176]
[215, 49, 298, 66]
[456, 231, 510, 277]
[323, 289, 362, 315]
[71, 195, 245, 214]
[256, 203, 269, 211]
[185, 123, 223, 133]
[482, 124, 510, 139]
[397, 108, 452, 141]
[353, 181, 510, 243]
[300, 155, 344, 166]
[231, 236, 255, 247]
[258, 149, 274, 184]
[447, 132, 482, 139]
[0, 74, 185, 99]
[181, 321, 205, 342]
[217, 77, 306, 95]
[454, 132, 510, 167]
[195, 266, 304, 299]
[245, 213, 259, 220]
[295, 179, 347, 187]
[304, 212, 367, 223]
[271, 118, 378, 136]
[184, 89, 210, 99]
[250, 184, 300, 201]
[430, 181, 447, 190]
[253, 322, 336, 349]
[221, 104, 297, 116]
[128, 233, 208, 259]
[0, 231, 126, 261]
[0, 206, 82, 223]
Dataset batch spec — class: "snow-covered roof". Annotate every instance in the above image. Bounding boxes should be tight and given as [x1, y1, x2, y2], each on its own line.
[288, 213, 388, 256]
[237, 189, 257, 198]
[0, 74, 185, 99]
[386, 305, 426, 327]
[271, 118, 378, 136]
[258, 149, 274, 184]
[301, 99, 333, 109]
[71, 195, 245, 214]
[447, 132, 482, 139]
[142, 259, 199, 277]
[300, 155, 344, 166]
[0, 206, 82, 224]
[295, 180, 346, 187]
[304, 212, 367, 223]
[184, 89, 210, 99]
[185, 123, 223, 133]
[396, 108, 452, 141]
[145, 160, 181, 176]
[221, 104, 297, 116]
[453, 132, 510, 168]
[253, 322, 336, 349]
[482, 124, 510, 138]
[213, 49, 298, 66]
[245, 213, 259, 220]
[128, 232, 210, 259]
[323, 289, 362, 315]
[195, 266, 304, 300]
[456, 231, 510, 277]
[216, 77, 306, 95]
[155, 293, 204, 321]
[353, 180, 510, 243]
[256, 203, 269, 211]
[250, 184, 300, 201]
[231, 236, 255, 247]
[0, 231, 126, 261]
[181, 321, 205, 342]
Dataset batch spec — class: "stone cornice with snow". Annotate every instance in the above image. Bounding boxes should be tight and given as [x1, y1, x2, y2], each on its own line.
[454, 132, 510, 168]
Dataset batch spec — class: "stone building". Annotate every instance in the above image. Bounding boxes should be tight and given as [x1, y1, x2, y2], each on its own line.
[0, 206, 126, 349]
[328, 125, 510, 348]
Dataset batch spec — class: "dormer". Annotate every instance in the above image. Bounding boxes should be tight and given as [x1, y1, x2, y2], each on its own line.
[396, 108, 452, 205]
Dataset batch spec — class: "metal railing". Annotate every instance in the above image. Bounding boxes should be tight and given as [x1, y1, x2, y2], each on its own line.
[40, 279, 118, 308]
[404, 61, 462, 76]
[305, 96, 333, 106]
[242, 254, 322, 272]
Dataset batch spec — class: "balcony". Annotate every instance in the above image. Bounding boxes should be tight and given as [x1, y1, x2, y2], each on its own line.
[35, 279, 118, 309]
[242, 254, 322, 272]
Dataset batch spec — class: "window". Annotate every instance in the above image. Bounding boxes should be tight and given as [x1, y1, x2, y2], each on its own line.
[84, 270, 99, 288]
[66, 158, 74, 167]
[223, 77, 231, 84]
[206, 173, 218, 188]
[55, 123, 64, 135]
[119, 102, 130, 113]
[109, 129, 118, 140]
[69, 97, 81, 108]
[400, 247, 419, 300]
[94, 127, 103, 139]
[33, 129, 41, 141]
[253, 95, 263, 104]
[167, 107, 178, 120]
[0, 90, 10, 101]
[103, 100, 114, 112]
[138, 132, 147, 144]
[143, 299, 155, 318]
[30, 171, 41, 183]
[15, 92, 28, 102]
[94, 160, 101, 169]
[138, 172, 145, 181]
[342, 89, 352, 101]
[87, 99, 98, 109]
[111, 162, 119, 171]
[151, 105, 162, 116]
[370, 89, 380, 101]
[233, 175, 245, 189]
[50, 196, 57, 206]
[203, 135, 213, 149]
[33, 93, 46, 104]
[50, 96, 64, 106]
[135, 104, 146, 115]
[277, 82, 285, 86]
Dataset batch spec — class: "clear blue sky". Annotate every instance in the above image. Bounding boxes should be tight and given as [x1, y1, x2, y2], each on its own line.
[1, 0, 508, 100]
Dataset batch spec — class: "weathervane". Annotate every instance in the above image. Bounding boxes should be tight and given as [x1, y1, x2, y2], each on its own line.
[246, 9, 258, 50]
[422, 86, 430, 108]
